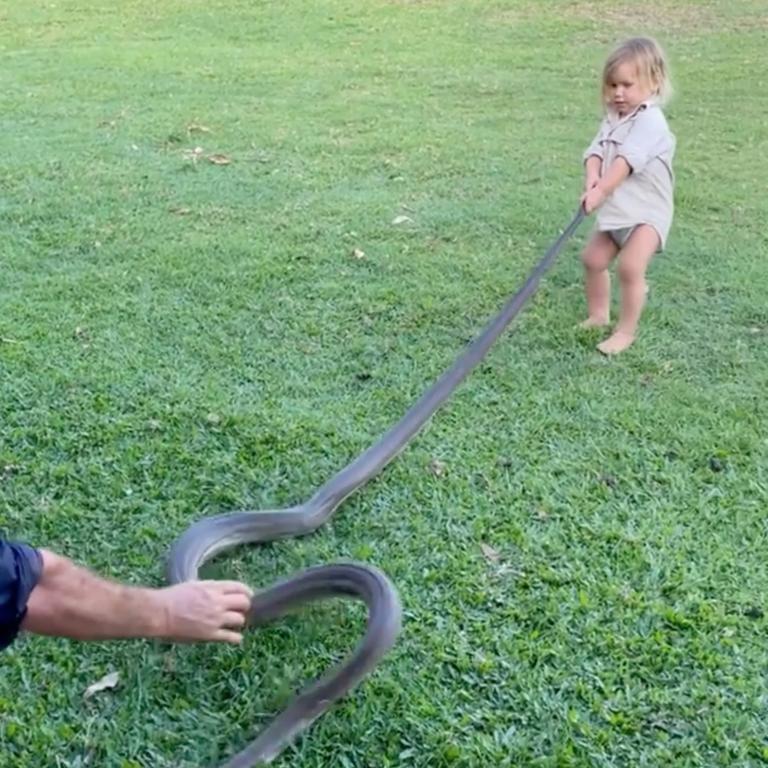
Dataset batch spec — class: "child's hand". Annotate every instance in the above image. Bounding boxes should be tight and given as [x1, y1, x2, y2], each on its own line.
[583, 174, 600, 196]
[581, 184, 607, 214]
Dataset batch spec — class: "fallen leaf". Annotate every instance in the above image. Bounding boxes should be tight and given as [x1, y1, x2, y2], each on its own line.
[480, 543, 500, 563]
[207, 153, 231, 165]
[391, 215, 413, 225]
[84, 671, 119, 699]
[352, 248, 366, 259]
[187, 122, 212, 135]
[428, 458, 445, 477]
[169, 206, 192, 216]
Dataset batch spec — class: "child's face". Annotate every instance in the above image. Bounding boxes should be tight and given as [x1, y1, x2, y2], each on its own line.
[605, 61, 656, 116]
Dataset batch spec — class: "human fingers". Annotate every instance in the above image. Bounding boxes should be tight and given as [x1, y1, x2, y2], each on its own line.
[220, 610, 247, 629]
[213, 628, 245, 644]
[219, 592, 253, 614]
[201, 580, 254, 598]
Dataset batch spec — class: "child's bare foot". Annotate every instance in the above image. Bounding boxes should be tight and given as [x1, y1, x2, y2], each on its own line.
[579, 316, 610, 329]
[597, 331, 635, 355]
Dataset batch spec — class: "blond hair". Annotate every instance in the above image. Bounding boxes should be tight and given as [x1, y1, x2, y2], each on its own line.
[602, 37, 672, 106]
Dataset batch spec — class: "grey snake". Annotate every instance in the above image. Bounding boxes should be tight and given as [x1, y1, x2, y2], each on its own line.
[166, 208, 585, 766]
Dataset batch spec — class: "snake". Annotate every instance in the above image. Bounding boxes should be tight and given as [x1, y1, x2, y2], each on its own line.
[166, 208, 585, 767]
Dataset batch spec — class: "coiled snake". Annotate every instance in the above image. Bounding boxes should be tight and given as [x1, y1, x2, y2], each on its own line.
[166, 209, 585, 766]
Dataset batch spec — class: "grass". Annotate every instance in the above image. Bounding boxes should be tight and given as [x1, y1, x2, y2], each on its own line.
[1, 0, 767, 765]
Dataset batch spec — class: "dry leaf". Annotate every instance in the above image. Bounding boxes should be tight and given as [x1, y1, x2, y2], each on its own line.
[84, 671, 119, 699]
[169, 206, 192, 216]
[207, 153, 231, 165]
[187, 122, 211, 135]
[352, 248, 366, 259]
[428, 458, 445, 477]
[391, 215, 413, 225]
[480, 543, 501, 563]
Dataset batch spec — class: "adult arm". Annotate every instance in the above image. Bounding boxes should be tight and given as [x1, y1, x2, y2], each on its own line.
[20, 548, 254, 645]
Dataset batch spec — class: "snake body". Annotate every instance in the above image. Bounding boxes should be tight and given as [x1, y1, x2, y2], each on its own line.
[167, 209, 585, 766]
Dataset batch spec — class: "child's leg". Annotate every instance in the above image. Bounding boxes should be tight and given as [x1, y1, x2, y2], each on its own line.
[597, 224, 660, 355]
[580, 232, 619, 328]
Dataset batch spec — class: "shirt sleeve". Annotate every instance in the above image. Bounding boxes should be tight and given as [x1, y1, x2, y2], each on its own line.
[583, 124, 605, 162]
[616, 107, 671, 174]
[0, 539, 43, 650]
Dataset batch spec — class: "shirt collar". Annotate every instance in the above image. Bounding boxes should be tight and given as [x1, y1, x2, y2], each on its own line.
[606, 98, 656, 126]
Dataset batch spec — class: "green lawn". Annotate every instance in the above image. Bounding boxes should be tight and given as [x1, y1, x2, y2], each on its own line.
[1, 1, 767, 765]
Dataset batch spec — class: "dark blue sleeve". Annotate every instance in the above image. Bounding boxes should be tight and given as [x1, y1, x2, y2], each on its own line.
[0, 539, 43, 650]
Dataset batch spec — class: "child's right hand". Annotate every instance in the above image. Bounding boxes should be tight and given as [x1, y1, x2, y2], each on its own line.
[581, 184, 607, 214]
[583, 174, 600, 196]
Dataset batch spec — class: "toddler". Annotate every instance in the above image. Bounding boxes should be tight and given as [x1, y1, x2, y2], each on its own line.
[580, 36, 676, 354]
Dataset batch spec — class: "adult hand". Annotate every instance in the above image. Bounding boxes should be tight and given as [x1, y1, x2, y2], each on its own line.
[153, 580, 255, 645]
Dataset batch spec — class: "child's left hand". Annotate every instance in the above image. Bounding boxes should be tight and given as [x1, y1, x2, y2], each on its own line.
[581, 184, 607, 214]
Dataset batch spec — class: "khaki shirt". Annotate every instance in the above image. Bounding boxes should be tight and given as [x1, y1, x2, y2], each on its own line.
[584, 101, 676, 248]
